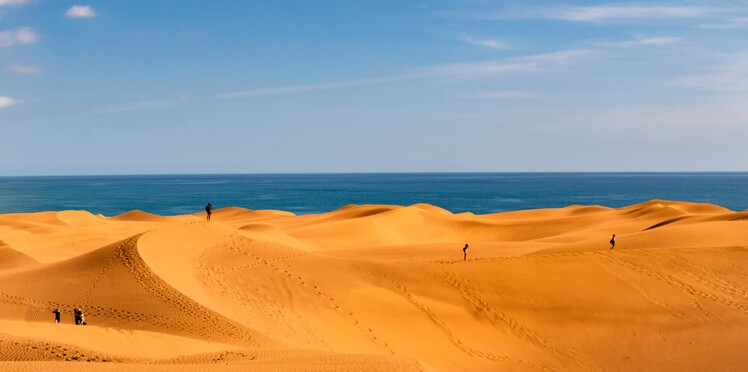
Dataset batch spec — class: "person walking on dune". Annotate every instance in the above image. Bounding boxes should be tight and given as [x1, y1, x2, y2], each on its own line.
[463, 243, 469, 261]
[205, 203, 213, 221]
[73, 307, 80, 325]
[610, 234, 616, 250]
[52, 308, 60, 324]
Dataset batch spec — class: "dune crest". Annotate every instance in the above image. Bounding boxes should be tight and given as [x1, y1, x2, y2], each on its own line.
[1, 200, 747, 371]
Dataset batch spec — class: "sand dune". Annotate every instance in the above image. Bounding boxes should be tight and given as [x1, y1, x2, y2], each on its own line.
[0, 200, 747, 371]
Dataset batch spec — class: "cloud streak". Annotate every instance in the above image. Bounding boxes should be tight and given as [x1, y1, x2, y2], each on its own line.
[460, 90, 541, 99]
[418, 61, 537, 79]
[699, 17, 748, 29]
[470, 4, 724, 23]
[86, 47, 592, 115]
[458, 36, 509, 50]
[66, 5, 96, 18]
[211, 75, 416, 100]
[0, 27, 38, 48]
[595, 36, 681, 48]
[677, 55, 748, 92]
[0, 97, 21, 109]
[547, 5, 717, 22]
[8, 62, 43, 74]
[0, 0, 30, 7]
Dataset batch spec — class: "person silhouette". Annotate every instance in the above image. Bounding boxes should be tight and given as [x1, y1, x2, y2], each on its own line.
[52, 308, 60, 324]
[610, 234, 616, 250]
[205, 203, 213, 221]
[463, 243, 469, 261]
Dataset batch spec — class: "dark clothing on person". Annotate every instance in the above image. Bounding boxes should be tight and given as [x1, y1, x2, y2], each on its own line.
[74, 308, 81, 325]
[52, 309, 60, 323]
[610, 235, 616, 250]
[206, 203, 213, 221]
[463, 244, 469, 261]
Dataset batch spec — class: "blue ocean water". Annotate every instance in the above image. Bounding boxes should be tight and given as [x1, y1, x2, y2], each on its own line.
[0, 173, 746, 216]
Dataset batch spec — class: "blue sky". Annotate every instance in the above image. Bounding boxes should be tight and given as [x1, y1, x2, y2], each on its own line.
[1, 1, 748, 175]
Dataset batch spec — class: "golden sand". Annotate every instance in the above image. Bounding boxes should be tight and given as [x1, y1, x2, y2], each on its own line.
[1, 200, 747, 371]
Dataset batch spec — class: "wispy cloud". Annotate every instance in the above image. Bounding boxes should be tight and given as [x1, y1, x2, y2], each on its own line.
[85, 95, 193, 116]
[66, 5, 96, 18]
[677, 54, 748, 92]
[7, 62, 43, 74]
[0, 0, 30, 7]
[419, 49, 592, 79]
[211, 75, 415, 100]
[0, 96, 21, 109]
[215, 59, 544, 100]
[595, 36, 681, 48]
[472, 4, 722, 23]
[0, 27, 38, 48]
[458, 35, 509, 50]
[699, 17, 748, 29]
[548, 5, 717, 22]
[418, 61, 537, 79]
[519, 49, 594, 63]
[86, 47, 592, 115]
[460, 90, 541, 99]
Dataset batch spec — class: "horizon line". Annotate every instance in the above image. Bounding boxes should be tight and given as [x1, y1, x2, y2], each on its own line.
[2, 171, 748, 178]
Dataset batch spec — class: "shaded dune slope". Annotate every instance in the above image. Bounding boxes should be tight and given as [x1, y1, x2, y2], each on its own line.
[0, 241, 38, 270]
[0, 235, 273, 347]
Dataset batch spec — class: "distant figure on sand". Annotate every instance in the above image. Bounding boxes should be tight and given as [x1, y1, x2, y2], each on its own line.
[73, 308, 81, 325]
[80, 310, 86, 326]
[463, 243, 469, 261]
[610, 234, 616, 250]
[52, 308, 60, 324]
[206, 203, 213, 221]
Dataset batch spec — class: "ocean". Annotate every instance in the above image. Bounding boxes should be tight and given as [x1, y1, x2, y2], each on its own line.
[0, 173, 746, 216]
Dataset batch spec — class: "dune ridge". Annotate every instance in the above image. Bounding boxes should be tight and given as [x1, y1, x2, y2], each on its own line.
[0, 200, 747, 371]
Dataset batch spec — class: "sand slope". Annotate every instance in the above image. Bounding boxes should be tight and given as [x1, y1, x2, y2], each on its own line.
[0, 200, 747, 371]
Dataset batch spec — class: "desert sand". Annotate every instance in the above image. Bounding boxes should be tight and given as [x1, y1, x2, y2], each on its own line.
[1, 200, 747, 371]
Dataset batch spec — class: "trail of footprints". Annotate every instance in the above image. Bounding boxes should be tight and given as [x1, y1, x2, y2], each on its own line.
[199, 233, 394, 353]
[596, 261, 685, 319]
[353, 263, 560, 372]
[0, 336, 125, 363]
[639, 251, 748, 315]
[197, 240, 320, 346]
[603, 254, 727, 321]
[114, 235, 265, 345]
[439, 268, 603, 372]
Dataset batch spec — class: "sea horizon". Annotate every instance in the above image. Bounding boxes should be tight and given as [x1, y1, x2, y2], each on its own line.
[3, 171, 748, 178]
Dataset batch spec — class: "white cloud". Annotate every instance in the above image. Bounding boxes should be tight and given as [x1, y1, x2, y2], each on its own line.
[0, 0, 30, 6]
[66, 5, 96, 18]
[595, 36, 681, 48]
[8, 62, 43, 74]
[458, 36, 509, 50]
[699, 17, 748, 29]
[0, 27, 38, 47]
[0, 96, 21, 109]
